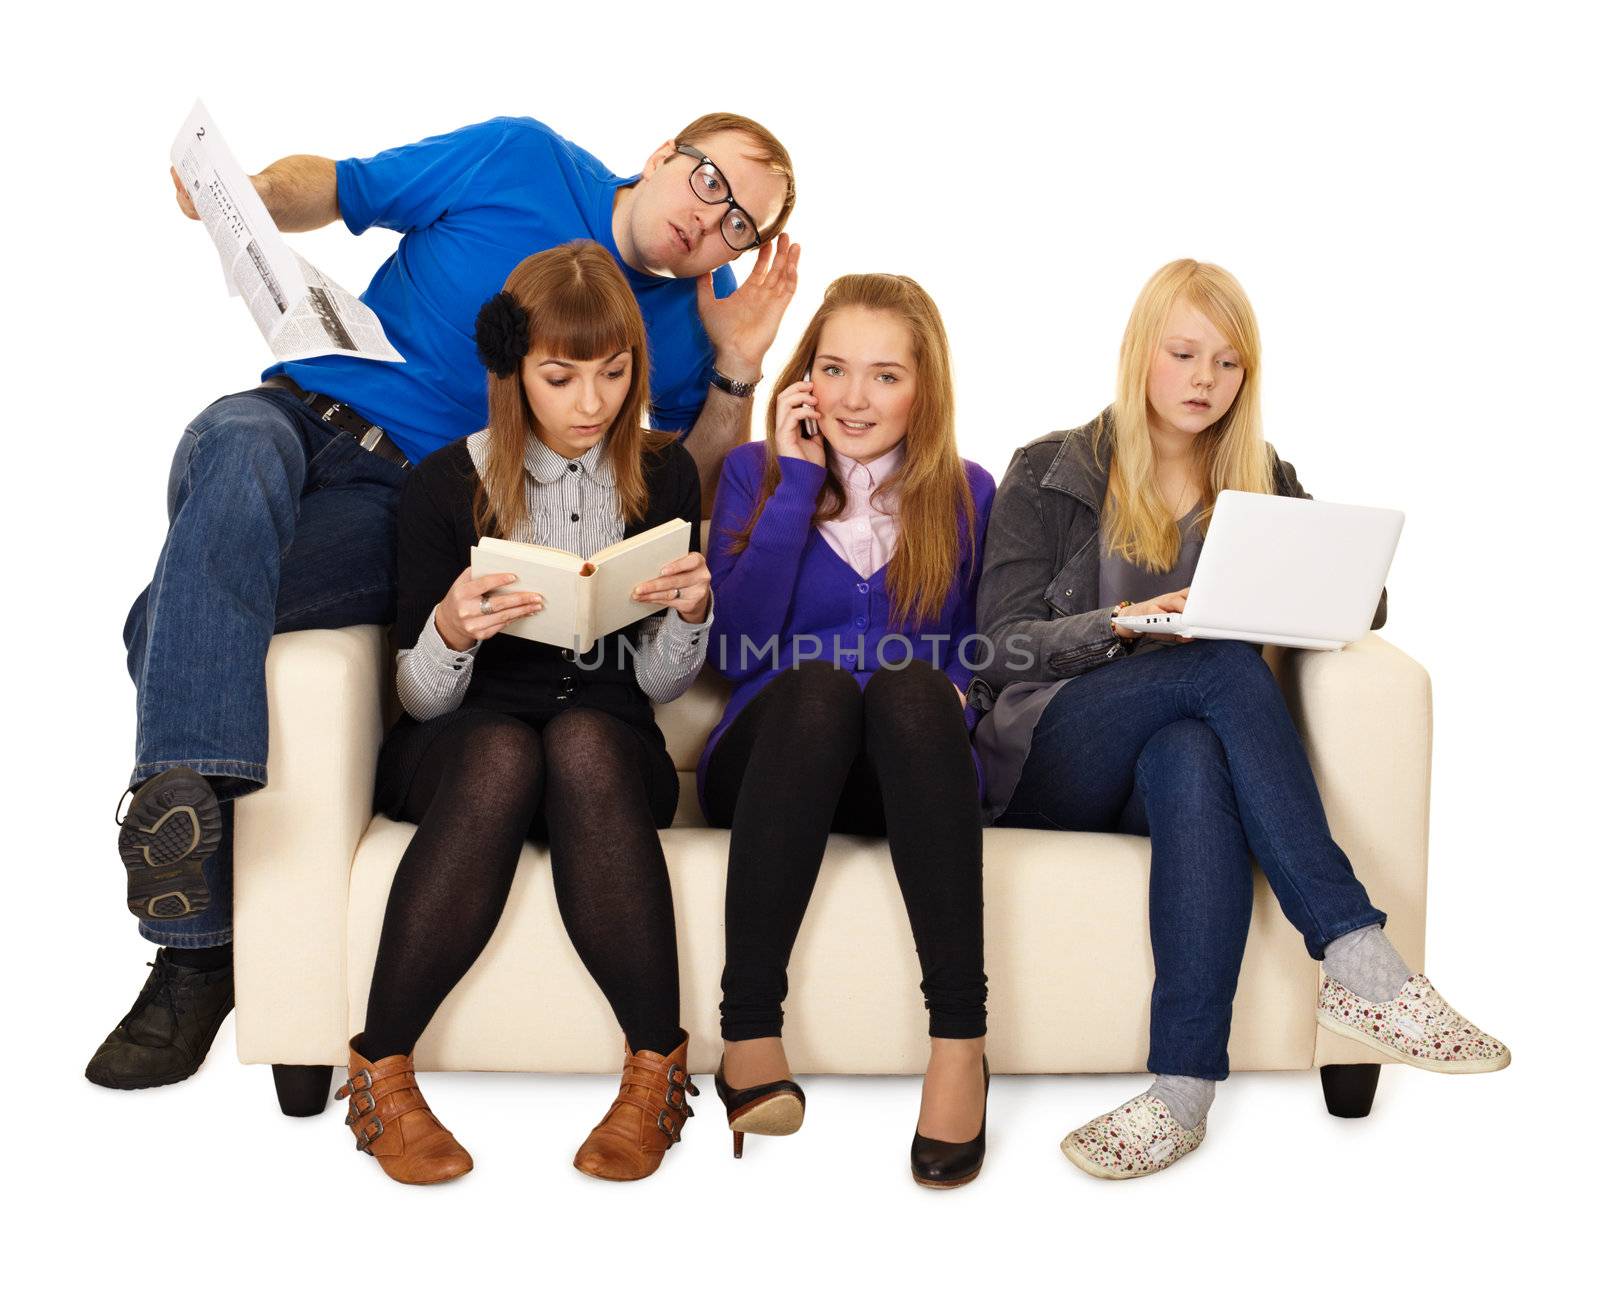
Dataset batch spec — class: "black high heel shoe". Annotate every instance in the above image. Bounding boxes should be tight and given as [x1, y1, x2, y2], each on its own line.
[714, 1058, 807, 1159]
[910, 1056, 989, 1189]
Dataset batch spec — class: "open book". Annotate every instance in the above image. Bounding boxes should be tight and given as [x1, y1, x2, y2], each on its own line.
[470, 519, 692, 653]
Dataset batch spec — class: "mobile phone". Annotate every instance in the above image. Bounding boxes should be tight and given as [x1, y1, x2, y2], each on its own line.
[799, 364, 820, 440]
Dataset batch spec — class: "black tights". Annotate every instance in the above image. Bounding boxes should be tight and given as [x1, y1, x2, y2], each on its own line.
[362, 707, 681, 1059]
[704, 660, 986, 1041]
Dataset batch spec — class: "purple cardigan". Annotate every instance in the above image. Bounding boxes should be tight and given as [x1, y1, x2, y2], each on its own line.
[697, 441, 996, 815]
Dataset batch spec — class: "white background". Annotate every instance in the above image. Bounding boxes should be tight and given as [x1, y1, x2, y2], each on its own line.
[5, 0, 1595, 1289]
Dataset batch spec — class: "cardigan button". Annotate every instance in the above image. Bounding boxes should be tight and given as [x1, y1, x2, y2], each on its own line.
[567, 463, 578, 473]
[854, 616, 866, 628]
[561, 649, 574, 661]
[856, 581, 869, 594]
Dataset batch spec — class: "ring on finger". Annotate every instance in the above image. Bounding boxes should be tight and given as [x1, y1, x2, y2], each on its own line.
[479, 595, 493, 615]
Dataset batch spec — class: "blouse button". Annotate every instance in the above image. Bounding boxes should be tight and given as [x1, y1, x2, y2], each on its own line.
[854, 616, 867, 628]
[567, 463, 579, 473]
[570, 512, 579, 522]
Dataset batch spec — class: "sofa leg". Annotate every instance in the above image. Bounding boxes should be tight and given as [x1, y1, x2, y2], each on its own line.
[272, 1063, 333, 1117]
[1320, 1063, 1380, 1118]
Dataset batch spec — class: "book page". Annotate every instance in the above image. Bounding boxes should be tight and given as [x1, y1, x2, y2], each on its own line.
[470, 539, 585, 651]
[588, 519, 693, 643]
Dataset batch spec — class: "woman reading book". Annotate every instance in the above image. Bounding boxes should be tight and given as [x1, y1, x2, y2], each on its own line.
[701, 274, 995, 1187]
[336, 241, 711, 1185]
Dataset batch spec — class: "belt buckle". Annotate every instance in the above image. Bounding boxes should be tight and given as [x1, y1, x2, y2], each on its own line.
[359, 427, 385, 452]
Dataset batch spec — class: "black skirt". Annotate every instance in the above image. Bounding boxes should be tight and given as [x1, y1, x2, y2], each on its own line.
[373, 701, 680, 836]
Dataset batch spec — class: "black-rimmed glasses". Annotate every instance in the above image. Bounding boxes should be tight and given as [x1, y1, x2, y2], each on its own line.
[674, 144, 762, 252]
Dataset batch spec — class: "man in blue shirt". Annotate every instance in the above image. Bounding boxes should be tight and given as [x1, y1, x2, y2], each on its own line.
[87, 113, 799, 1092]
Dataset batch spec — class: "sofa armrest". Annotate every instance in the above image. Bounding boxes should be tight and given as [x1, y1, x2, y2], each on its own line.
[232, 625, 388, 1065]
[1275, 633, 1433, 1065]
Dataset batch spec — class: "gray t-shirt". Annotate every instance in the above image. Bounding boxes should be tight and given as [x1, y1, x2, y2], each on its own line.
[1098, 502, 1204, 653]
[974, 505, 1204, 823]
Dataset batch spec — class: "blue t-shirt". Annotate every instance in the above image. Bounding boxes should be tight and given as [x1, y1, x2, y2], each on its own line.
[265, 117, 735, 463]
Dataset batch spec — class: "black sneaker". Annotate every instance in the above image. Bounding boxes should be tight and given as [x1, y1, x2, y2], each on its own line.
[84, 950, 235, 1090]
[117, 767, 222, 920]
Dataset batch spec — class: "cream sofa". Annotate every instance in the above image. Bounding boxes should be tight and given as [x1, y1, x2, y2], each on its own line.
[233, 625, 1428, 1120]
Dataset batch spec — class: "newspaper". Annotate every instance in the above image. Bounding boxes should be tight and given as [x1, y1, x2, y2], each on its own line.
[170, 101, 402, 364]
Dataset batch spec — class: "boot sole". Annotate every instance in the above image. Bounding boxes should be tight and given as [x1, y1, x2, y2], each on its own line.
[85, 1059, 208, 1090]
[1317, 1011, 1512, 1073]
[119, 769, 221, 920]
[1060, 1134, 1195, 1180]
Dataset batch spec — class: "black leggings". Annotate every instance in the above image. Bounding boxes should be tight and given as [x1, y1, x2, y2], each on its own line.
[704, 659, 986, 1041]
[362, 706, 682, 1059]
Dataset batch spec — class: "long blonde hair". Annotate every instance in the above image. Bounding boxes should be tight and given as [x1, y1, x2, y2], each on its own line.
[1102, 259, 1273, 570]
[725, 273, 976, 628]
[473, 241, 671, 540]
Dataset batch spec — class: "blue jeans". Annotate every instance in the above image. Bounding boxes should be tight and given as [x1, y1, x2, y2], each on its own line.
[123, 386, 407, 947]
[998, 639, 1385, 1079]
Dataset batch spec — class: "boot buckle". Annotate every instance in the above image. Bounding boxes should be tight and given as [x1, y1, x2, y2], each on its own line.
[353, 1116, 385, 1153]
[343, 1090, 376, 1123]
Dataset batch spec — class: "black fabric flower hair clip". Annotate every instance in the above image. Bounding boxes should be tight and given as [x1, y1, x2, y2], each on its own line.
[474, 291, 530, 378]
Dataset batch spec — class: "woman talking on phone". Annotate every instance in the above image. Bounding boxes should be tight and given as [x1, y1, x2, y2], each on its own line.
[701, 274, 995, 1187]
[338, 241, 711, 1185]
[972, 259, 1509, 1180]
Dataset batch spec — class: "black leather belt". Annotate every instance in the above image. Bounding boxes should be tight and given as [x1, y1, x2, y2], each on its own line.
[262, 375, 412, 470]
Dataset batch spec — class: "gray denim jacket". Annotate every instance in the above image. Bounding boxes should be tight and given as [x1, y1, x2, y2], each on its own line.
[967, 409, 1387, 713]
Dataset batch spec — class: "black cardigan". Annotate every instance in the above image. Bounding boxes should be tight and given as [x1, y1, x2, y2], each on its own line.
[393, 434, 702, 732]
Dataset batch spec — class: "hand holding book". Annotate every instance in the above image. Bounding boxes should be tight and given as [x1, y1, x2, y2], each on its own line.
[631, 551, 711, 625]
[469, 518, 698, 653]
[434, 570, 546, 652]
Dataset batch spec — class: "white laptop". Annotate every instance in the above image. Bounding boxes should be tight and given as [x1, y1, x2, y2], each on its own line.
[1111, 490, 1404, 651]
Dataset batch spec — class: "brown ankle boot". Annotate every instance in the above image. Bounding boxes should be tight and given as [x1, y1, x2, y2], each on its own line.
[573, 1034, 698, 1181]
[336, 1036, 473, 1185]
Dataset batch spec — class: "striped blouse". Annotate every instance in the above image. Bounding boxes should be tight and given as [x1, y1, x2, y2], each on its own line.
[395, 430, 712, 720]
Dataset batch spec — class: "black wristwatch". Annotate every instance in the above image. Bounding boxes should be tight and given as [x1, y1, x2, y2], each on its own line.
[709, 366, 760, 399]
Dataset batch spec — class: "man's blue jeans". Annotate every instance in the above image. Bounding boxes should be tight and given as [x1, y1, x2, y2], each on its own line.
[122, 386, 407, 947]
[997, 639, 1386, 1080]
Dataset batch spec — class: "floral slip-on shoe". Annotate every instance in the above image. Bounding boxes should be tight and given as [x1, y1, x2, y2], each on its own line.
[1318, 973, 1511, 1074]
[1061, 1092, 1206, 1180]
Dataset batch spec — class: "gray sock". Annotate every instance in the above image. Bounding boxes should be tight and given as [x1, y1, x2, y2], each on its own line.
[1322, 923, 1412, 1001]
[1147, 1074, 1215, 1130]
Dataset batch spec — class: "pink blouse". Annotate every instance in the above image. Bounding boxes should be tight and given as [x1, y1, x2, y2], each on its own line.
[817, 442, 905, 578]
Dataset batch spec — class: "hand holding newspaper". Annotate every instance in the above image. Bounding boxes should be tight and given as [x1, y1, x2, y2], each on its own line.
[170, 101, 403, 364]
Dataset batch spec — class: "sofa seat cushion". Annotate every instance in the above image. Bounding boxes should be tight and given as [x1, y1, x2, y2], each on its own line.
[345, 818, 1317, 1075]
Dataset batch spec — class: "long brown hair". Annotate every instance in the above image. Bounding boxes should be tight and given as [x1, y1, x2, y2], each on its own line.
[725, 273, 976, 627]
[473, 241, 670, 539]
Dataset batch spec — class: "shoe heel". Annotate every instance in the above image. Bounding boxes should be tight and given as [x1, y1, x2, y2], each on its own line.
[715, 1055, 806, 1162]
